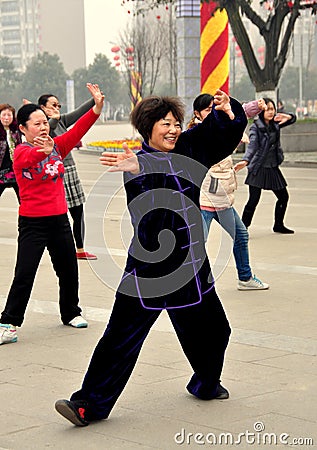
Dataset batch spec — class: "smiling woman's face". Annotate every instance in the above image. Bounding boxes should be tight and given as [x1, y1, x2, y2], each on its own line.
[149, 112, 182, 152]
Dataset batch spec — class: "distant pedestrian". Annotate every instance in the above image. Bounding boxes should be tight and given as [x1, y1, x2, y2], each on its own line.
[277, 99, 285, 113]
[239, 98, 296, 234]
[38, 90, 97, 260]
[0, 104, 22, 202]
[0, 84, 104, 345]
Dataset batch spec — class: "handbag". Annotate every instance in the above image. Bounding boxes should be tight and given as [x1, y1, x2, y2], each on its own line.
[0, 167, 16, 184]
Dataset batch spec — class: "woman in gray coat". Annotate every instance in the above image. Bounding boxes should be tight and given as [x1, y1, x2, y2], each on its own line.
[38, 92, 97, 259]
[239, 98, 296, 234]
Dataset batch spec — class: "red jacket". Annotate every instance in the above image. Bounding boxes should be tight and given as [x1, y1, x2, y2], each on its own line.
[14, 108, 98, 217]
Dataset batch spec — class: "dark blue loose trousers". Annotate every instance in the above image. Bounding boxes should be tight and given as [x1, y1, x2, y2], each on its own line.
[71, 288, 231, 420]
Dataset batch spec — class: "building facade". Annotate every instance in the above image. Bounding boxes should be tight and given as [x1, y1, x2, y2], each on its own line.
[0, 0, 86, 74]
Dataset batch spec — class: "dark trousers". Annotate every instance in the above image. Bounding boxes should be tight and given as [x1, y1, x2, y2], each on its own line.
[0, 214, 82, 326]
[71, 289, 231, 420]
[0, 182, 20, 203]
[242, 185, 289, 228]
[68, 204, 85, 249]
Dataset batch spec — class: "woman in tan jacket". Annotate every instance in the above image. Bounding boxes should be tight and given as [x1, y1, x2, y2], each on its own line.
[190, 93, 269, 291]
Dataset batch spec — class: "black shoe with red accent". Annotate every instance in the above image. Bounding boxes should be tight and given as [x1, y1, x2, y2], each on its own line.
[55, 399, 90, 427]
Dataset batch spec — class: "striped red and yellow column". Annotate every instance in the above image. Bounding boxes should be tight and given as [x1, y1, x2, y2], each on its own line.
[130, 71, 142, 108]
[200, 1, 229, 94]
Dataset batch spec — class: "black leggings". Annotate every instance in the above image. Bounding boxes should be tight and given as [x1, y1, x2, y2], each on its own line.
[242, 185, 289, 228]
[0, 214, 81, 326]
[68, 204, 85, 249]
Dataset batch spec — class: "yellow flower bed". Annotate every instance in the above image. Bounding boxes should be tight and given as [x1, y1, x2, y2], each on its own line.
[86, 139, 142, 152]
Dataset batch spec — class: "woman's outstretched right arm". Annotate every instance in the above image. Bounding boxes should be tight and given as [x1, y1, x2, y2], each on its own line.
[100, 142, 140, 174]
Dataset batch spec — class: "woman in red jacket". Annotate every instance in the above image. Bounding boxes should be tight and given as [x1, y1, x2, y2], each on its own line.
[0, 83, 104, 345]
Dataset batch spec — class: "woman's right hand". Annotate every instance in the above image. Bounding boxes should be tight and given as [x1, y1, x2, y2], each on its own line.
[100, 142, 139, 174]
[233, 160, 248, 172]
[42, 105, 61, 120]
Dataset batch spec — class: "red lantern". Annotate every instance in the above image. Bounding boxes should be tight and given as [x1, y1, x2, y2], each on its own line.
[113, 55, 120, 61]
[111, 46, 120, 53]
[127, 55, 134, 61]
[115, 62, 120, 67]
[125, 46, 134, 54]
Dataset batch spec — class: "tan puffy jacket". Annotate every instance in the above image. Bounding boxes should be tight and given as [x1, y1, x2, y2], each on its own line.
[200, 156, 237, 209]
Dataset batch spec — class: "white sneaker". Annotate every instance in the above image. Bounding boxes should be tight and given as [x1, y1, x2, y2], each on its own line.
[68, 316, 88, 328]
[0, 324, 18, 345]
[238, 275, 269, 291]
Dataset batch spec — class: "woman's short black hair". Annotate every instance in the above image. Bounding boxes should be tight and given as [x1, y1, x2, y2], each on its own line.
[193, 93, 214, 113]
[17, 103, 44, 127]
[38, 94, 57, 107]
[130, 96, 185, 142]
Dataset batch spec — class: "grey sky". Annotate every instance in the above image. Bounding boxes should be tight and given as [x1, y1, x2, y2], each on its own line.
[84, 0, 129, 65]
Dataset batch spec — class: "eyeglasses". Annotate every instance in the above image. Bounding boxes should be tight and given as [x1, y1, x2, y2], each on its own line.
[50, 102, 61, 109]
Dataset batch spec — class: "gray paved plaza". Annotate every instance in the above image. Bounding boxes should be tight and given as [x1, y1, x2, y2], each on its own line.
[0, 122, 316, 449]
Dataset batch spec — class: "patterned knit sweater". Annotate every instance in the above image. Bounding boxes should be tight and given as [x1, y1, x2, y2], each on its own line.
[14, 109, 99, 217]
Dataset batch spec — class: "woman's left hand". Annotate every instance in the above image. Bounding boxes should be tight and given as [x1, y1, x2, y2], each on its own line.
[34, 135, 54, 155]
[87, 83, 105, 115]
[213, 89, 235, 120]
[274, 113, 291, 125]
[43, 105, 61, 120]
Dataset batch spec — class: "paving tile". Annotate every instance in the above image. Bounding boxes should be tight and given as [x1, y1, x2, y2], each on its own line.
[0, 147, 316, 450]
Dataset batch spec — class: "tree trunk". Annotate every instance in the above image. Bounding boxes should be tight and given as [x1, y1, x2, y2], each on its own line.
[255, 89, 277, 103]
[219, 0, 300, 95]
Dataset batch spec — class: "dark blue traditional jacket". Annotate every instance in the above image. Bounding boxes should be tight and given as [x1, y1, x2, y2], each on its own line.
[117, 98, 247, 310]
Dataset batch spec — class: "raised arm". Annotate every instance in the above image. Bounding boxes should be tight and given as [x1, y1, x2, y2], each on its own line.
[274, 112, 296, 128]
[62, 97, 95, 128]
[54, 84, 104, 157]
[183, 95, 248, 168]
